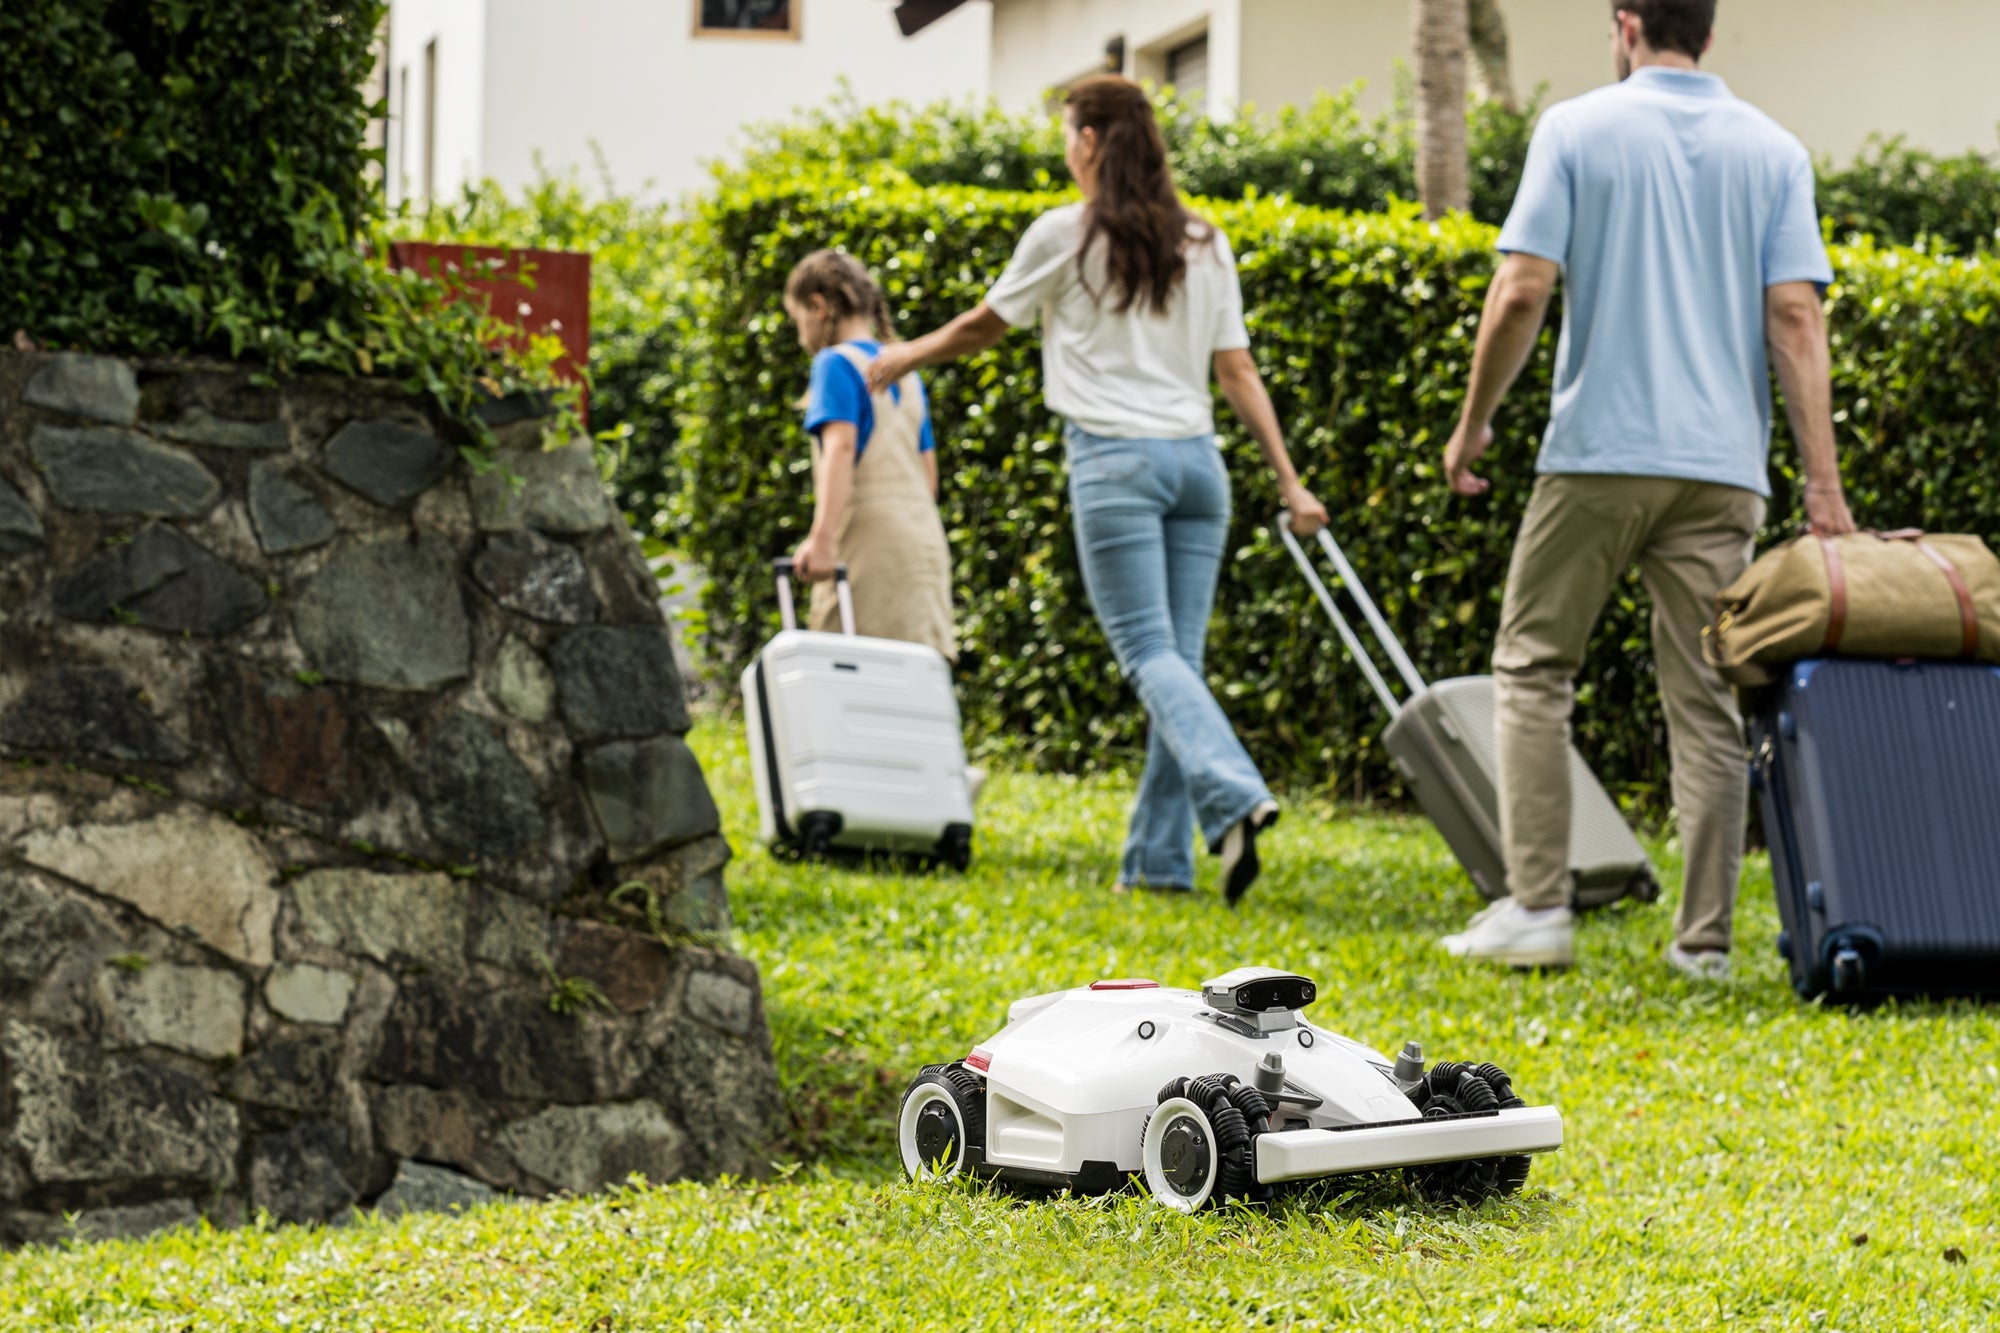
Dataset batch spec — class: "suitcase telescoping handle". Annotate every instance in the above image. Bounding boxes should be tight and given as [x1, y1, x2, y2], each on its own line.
[771, 557, 855, 636]
[1276, 510, 1428, 719]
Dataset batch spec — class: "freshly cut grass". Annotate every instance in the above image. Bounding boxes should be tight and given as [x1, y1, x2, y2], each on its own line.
[1, 720, 1993, 1331]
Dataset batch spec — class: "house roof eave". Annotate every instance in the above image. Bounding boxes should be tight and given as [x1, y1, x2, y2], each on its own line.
[893, 0, 979, 38]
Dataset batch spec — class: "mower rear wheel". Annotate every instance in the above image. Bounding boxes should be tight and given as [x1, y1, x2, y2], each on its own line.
[898, 1063, 985, 1182]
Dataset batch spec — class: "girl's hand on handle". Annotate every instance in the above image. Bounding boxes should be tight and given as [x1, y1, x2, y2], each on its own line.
[793, 530, 838, 582]
[1282, 482, 1330, 537]
[865, 345, 919, 394]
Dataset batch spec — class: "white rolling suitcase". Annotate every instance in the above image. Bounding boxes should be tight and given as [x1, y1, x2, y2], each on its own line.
[742, 559, 975, 869]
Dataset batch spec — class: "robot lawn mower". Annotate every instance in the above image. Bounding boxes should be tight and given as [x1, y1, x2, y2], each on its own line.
[898, 967, 1563, 1211]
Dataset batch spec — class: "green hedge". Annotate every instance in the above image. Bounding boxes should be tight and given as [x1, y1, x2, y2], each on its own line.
[732, 88, 1535, 227]
[733, 93, 2000, 254]
[3, 0, 382, 353]
[1, 0, 566, 431]
[671, 173, 2000, 808]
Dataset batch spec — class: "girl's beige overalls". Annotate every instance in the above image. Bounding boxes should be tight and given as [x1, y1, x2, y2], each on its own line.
[807, 344, 956, 662]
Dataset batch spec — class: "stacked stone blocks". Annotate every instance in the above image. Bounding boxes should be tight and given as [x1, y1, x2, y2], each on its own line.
[0, 351, 778, 1244]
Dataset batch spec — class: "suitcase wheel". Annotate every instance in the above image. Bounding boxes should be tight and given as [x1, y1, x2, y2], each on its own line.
[935, 823, 973, 874]
[798, 811, 841, 860]
[1830, 948, 1866, 995]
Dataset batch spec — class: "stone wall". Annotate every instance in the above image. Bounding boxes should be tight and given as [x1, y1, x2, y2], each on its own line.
[0, 350, 780, 1244]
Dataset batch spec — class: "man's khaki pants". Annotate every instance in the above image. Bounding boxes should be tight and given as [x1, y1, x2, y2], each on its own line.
[1494, 474, 1766, 951]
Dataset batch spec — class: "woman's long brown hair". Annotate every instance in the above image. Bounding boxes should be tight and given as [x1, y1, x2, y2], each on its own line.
[1065, 75, 1212, 317]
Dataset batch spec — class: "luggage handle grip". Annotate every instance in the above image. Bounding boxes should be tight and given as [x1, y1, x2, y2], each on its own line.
[772, 557, 854, 636]
[1276, 511, 1428, 717]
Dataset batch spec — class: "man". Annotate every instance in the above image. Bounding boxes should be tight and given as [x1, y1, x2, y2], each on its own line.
[1437, 0, 1857, 979]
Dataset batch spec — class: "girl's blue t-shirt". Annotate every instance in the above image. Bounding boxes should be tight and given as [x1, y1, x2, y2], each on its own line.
[804, 340, 937, 460]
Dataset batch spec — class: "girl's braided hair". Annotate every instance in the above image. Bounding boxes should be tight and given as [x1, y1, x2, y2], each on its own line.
[785, 249, 898, 353]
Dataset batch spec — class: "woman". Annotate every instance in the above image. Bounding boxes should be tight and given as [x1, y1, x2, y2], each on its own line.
[868, 75, 1329, 906]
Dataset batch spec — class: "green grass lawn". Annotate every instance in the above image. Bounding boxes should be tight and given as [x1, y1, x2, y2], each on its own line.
[3, 717, 1995, 1330]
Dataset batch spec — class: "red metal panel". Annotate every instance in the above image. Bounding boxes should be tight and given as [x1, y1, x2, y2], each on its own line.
[389, 242, 592, 426]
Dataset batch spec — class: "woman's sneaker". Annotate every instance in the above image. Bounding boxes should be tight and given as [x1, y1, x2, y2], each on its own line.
[1217, 801, 1280, 908]
[1439, 900, 1574, 968]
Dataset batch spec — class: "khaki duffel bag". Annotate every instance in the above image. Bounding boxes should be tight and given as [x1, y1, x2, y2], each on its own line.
[1703, 529, 2000, 686]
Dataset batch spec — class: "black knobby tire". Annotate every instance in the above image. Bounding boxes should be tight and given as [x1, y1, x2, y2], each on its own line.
[1148, 1072, 1270, 1209]
[1405, 1060, 1533, 1204]
[899, 1062, 986, 1181]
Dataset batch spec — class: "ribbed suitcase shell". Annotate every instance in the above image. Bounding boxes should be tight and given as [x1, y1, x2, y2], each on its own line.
[1280, 521, 1657, 911]
[744, 630, 974, 865]
[1752, 659, 2000, 1001]
[1387, 677, 1658, 908]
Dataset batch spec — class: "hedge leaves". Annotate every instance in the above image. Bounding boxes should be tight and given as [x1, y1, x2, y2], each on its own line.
[674, 173, 1999, 808]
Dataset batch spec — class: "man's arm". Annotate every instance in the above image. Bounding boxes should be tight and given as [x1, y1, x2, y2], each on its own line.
[1442, 253, 1560, 495]
[1765, 281, 1856, 535]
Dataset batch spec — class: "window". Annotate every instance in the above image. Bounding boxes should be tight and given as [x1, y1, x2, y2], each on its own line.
[1166, 34, 1208, 99]
[692, 0, 800, 39]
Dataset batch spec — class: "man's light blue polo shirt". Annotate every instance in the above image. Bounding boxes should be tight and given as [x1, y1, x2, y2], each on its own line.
[1497, 67, 1834, 497]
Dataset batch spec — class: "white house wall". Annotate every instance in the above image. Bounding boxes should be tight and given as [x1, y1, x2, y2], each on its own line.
[1236, 0, 2000, 162]
[385, 0, 490, 205]
[989, 0, 1241, 118]
[475, 0, 993, 202]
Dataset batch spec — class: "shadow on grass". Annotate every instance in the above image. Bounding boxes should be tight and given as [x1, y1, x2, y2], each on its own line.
[882, 1165, 1570, 1262]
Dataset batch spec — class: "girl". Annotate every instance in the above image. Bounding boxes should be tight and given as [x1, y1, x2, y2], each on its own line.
[783, 249, 955, 663]
[867, 76, 1329, 906]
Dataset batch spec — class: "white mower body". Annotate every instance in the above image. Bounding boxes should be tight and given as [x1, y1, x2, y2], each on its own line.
[899, 967, 1564, 1210]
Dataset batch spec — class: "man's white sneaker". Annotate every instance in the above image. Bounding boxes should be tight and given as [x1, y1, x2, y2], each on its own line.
[1440, 900, 1574, 968]
[1665, 943, 1731, 983]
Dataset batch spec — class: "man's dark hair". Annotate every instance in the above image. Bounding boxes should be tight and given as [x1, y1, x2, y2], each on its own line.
[1612, 1, 1716, 60]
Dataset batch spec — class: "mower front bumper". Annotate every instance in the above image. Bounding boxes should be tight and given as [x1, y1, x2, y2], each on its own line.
[1253, 1106, 1564, 1184]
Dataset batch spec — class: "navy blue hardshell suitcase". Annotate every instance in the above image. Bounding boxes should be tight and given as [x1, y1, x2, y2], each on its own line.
[1751, 658, 2000, 1002]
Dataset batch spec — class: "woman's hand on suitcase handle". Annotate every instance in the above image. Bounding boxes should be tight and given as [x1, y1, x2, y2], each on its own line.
[1282, 481, 1330, 536]
[793, 529, 838, 582]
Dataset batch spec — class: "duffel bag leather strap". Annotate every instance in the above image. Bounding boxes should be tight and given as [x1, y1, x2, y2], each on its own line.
[1824, 529, 1981, 659]
[1818, 535, 1849, 654]
[1914, 540, 1981, 658]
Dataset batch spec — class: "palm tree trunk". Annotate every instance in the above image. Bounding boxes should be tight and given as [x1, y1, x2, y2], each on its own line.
[1413, 0, 1470, 219]
[1467, 0, 1519, 114]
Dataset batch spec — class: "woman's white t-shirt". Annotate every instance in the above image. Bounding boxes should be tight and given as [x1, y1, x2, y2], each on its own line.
[983, 202, 1250, 440]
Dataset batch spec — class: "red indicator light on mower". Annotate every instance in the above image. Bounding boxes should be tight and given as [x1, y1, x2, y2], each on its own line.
[965, 1049, 992, 1071]
[1089, 979, 1161, 990]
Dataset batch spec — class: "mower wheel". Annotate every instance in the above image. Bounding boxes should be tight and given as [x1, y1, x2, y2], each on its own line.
[898, 1063, 985, 1182]
[1142, 1074, 1268, 1211]
[1405, 1060, 1533, 1204]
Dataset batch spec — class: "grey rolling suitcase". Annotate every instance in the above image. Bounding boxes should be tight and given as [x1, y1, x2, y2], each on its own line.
[1279, 516, 1659, 910]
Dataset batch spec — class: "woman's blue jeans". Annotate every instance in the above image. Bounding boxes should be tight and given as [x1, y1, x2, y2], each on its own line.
[1066, 425, 1273, 889]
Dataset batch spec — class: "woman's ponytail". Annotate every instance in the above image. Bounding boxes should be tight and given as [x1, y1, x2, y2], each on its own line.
[1064, 75, 1211, 317]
